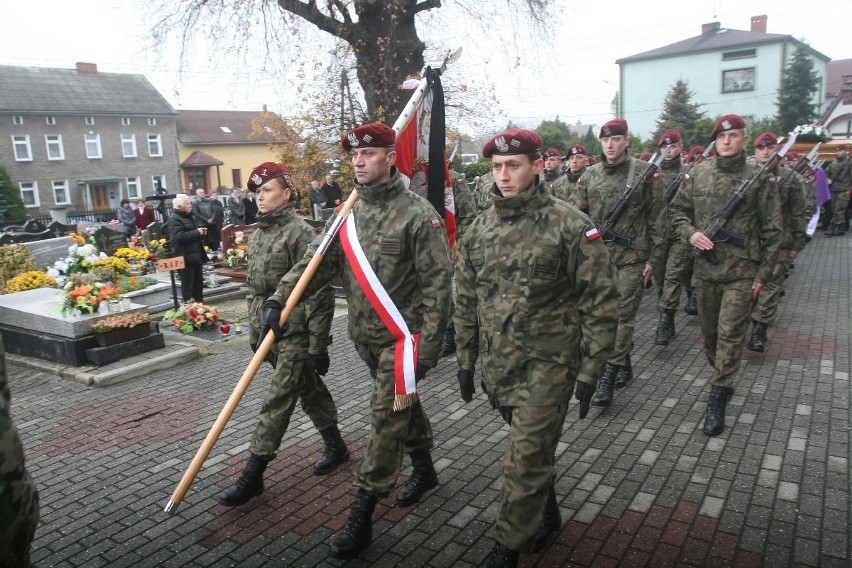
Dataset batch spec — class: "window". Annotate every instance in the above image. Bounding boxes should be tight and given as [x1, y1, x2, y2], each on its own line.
[122, 117, 131, 126]
[152, 175, 166, 193]
[723, 49, 756, 61]
[722, 68, 755, 93]
[45, 116, 56, 125]
[12, 135, 32, 161]
[52, 180, 70, 205]
[148, 117, 157, 126]
[12, 116, 23, 125]
[85, 133, 102, 158]
[45, 134, 64, 160]
[85, 116, 95, 125]
[19, 181, 39, 207]
[126, 177, 141, 199]
[121, 133, 137, 157]
[147, 134, 162, 157]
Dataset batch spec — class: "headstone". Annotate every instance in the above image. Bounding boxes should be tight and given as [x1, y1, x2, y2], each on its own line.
[20, 236, 74, 269]
[48, 220, 76, 238]
[145, 221, 165, 241]
[93, 225, 127, 256]
[220, 223, 258, 252]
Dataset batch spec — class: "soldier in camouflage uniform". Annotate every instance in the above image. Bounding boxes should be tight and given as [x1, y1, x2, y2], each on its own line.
[747, 133, 808, 352]
[550, 144, 588, 202]
[0, 341, 39, 567]
[474, 170, 496, 213]
[217, 162, 348, 508]
[570, 119, 665, 407]
[825, 144, 851, 236]
[542, 147, 564, 192]
[654, 130, 692, 345]
[454, 128, 618, 568]
[264, 123, 452, 560]
[670, 115, 783, 436]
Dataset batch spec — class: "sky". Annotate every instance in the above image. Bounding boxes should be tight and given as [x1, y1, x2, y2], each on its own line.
[2, 0, 850, 135]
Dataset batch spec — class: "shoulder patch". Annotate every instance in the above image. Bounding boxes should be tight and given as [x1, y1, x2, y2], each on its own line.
[431, 218, 442, 229]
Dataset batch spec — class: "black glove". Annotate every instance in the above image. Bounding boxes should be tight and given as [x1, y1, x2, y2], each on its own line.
[312, 352, 330, 376]
[457, 369, 475, 402]
[575, 381, 595, 419]
[258, 300, 283, 343]
[415, 363, 430, 383]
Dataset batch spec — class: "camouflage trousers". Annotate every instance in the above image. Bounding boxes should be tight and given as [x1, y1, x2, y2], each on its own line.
[494, 403, 568, 551]
[751, 249, 789, 326]
[250, 357, 338, 457]
[659, 240, 694, 312]
[353, 342, 433, 496]
[830, 189, 849, 225]
[651, 237, 673, 301]
[0, 410, 40, 568]
[611, 263, 645, 366]
[695, 278, 754, 388]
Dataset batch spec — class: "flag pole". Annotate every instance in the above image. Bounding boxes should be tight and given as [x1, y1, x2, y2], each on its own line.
[164, 51, 459, 515]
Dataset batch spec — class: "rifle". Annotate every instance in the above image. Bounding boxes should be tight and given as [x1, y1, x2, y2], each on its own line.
[665, 142, 715, 202]
[692, 133, 797, 264]
[776, 143, 820, 188]
[164, 48, 462, 515]
[597, 149, 667, 247]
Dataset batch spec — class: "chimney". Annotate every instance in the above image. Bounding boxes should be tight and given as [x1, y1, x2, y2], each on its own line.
[75, 62, 98, 74]
[750, 15, 767, 33]
[701, 22, 721, 35]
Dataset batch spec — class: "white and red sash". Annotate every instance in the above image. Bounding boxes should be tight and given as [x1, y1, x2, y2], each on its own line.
[339, 212, 419, 411]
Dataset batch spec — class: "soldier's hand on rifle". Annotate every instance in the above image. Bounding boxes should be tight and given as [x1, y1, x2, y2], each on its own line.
[312, 351, 330, 376]
[689, 231, 714, 251]
[415, 362, 430, 383]
[574, 380, 595, 419]
[259, 300, 283, 342]
[457, 369, 475, 402]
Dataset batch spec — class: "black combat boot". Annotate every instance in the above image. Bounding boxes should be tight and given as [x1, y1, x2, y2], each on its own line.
[654, 311, 675, 346]
[824, 223, 837, 237]
[748, 322, 768, 352]
[531, 483, 561, 552]
[314, 423, 350, 475]
[684, 289, 698, 315]
[329, 491, 378, 559]
[486, 542, 520, 568]
[613, 353, 633, 389]
[703, 385, 734, 436]
[441, 322, 456, 357]
[217, 453, 272, 507]
[590, 364, 616, 407]
[396, 448, 439, 506]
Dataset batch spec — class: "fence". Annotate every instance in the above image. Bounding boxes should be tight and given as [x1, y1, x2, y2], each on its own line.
[1, 206, 175, 233]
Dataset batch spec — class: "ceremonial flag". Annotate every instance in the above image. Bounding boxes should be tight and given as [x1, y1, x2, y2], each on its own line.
[395, 74, 457, 247]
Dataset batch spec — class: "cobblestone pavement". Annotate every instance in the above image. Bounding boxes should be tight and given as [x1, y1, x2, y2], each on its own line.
[8, 234, 850, 567]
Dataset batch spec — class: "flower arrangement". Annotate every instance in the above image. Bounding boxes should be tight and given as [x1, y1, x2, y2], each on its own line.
[91, 312, 151, 334]
[113, 275, 157, 294]
[4, 270, 58, 293]
[791, 124, 831, 143]
[224, 244, 248, 268]
[114, 247, 150, 263]
[162, 301, 220, 334]
[146, 238, 168, 260]
[61, 279, 119, 315]
[91, 256, 131, 276]
[46, 243, 107, 286]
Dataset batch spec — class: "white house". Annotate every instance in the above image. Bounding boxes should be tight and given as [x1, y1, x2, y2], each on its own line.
[616, 16, 829, 140]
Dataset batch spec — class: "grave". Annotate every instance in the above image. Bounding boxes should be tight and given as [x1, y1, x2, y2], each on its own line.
[0, 288, 163, 367]
[215, 223, 258, 283]
[93, 225, 128, 256]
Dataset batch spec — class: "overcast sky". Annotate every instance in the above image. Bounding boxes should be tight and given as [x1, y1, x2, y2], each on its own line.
[2, 0, 850, 134]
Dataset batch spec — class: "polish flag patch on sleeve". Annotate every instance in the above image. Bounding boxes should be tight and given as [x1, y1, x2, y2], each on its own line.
[585, 227, 601, 241]
[431, 218, 442, 229]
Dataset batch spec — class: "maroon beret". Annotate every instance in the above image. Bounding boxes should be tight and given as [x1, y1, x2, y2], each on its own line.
[639, 152, 652, 161]
[753, 132, 778, 149]
[543, 147, 562, 158]
[248, 162, 292, 191]
[567, 144, 588, 156]
[341, 122, 396, 152]
[786, 151, 799, 160]
[709, 114, 746, 141]
[599, 118, 628, 138]
[657, 129, 681, 147]
[587, 156, 596, 166]
[482, 128, 543, 158]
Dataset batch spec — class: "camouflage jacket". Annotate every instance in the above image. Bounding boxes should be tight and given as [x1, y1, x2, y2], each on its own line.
[670, 153, 783, 284]
[272, 170, 452, 368]
[542, 169, 563, 194]
[571, 155, 665, 268]
[656, 157, 688, 243]
[826, 155, 851, 192]
[474, 170, 496, 213]
[247, 206, 333, 359]
[773, 166, 808, 253]
[452, 175, 477, 240]
[454, 182, 619, 405]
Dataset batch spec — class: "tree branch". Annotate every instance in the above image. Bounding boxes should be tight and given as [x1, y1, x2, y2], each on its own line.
[413, 0, 442, 14]
[277, 0, 352, 40]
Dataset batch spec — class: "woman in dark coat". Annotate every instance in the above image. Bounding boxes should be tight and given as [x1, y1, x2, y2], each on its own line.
[167, 193, 207, 302]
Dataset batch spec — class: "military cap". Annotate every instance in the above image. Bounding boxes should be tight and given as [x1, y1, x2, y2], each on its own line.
[482, 128, 543, 158]
[639, 152, 652, 161]
[543, 147, 562, 158]
[599, 118, 628, 138]
[248, 162, 292, 191]
[567, 144, 588, 156]
[709, 114, 746, 141]
[587, 156, 597, 166]
[341, 122, 396, 152]
[753, 132, 778, 148]
[786, 151, 799, 160]
[685, 145, 705, 164]
[657, 129, 681, 147]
